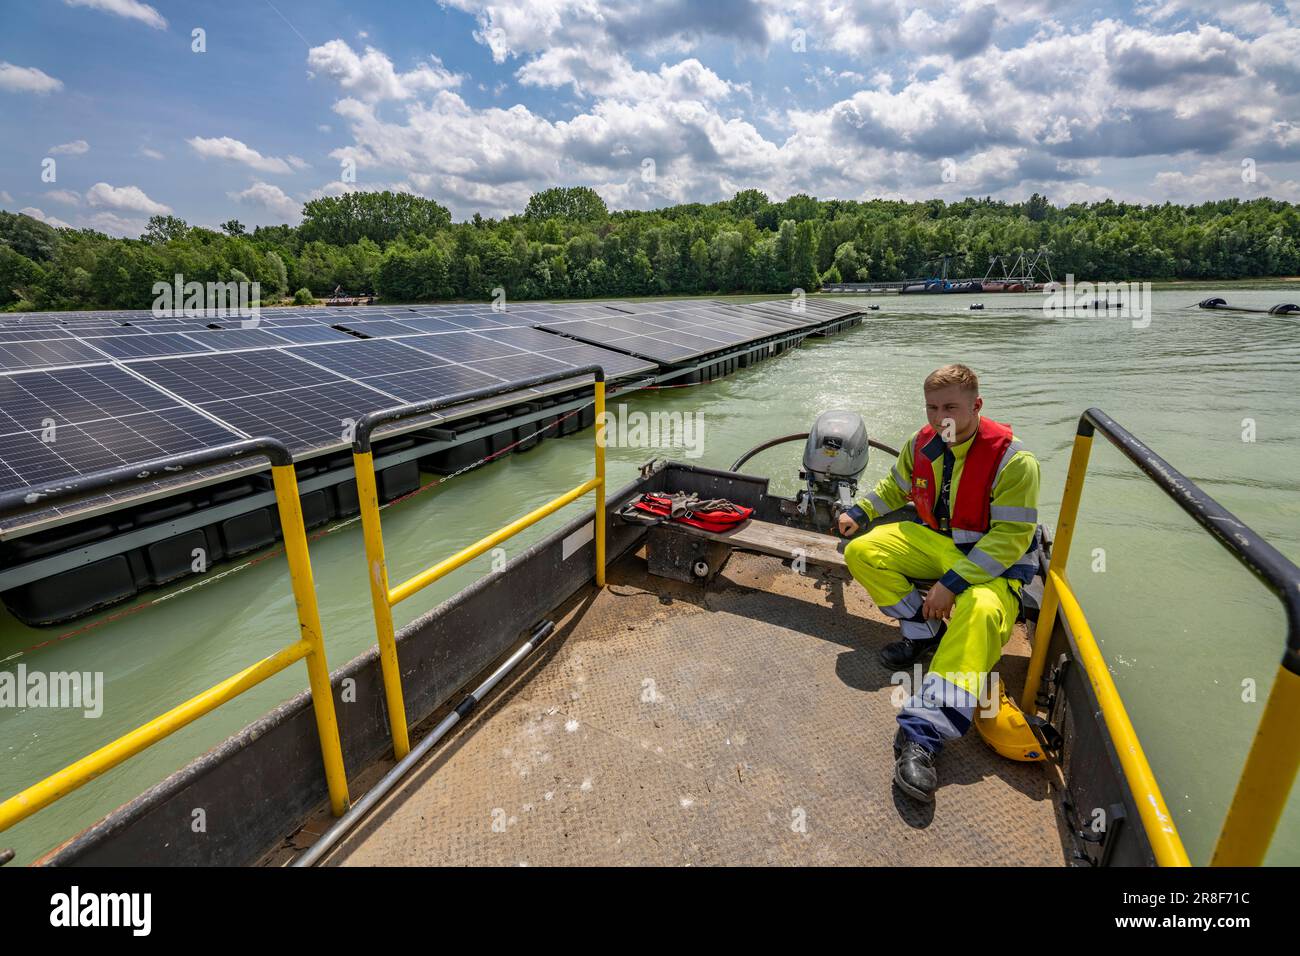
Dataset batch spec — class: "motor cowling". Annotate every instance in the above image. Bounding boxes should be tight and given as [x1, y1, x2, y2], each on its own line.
[797, 410, 870, 523]
[803, 409, 869, 481]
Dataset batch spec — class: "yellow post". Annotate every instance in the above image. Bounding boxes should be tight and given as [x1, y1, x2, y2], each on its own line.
[353, 452, 411, 759]
[271, 465, 350, 816]
[594, 380, 607, 588]
[1211, 663, 1300, 865]
[1021, 430, 1094, 713]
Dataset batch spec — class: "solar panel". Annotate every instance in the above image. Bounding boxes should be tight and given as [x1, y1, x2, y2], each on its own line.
[463, 352, 572, 382]
[181, 328, 290, 350]
[259, 324, 358, 344]
[0, 329, 73, 343]
[85, 332, 215, 360]
[288, 338, 456, 377]
[0, 366, 243, 495]
[387, 317, 467, 334]
[363, 365, 507, 404]
[534, 321, 708, 363]
[398, 333, 527, 364]
[437, 314, 510, 330]
[127, 349, 342, 403]
[0, 298, 862, 532]
[0, 411, 241, 494]
[330, 319, 420, 337]
[0, 365, 179, 435]
[541, 344, 657, 379]
[197, 382, 394, 453]
[0, 339, 112, 371]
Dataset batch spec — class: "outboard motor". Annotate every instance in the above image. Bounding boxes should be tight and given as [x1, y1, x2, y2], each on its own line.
[796, 410, 870, 523]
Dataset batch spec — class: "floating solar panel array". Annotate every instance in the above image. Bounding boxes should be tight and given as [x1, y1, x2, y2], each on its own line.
[0, 298, 861, 532]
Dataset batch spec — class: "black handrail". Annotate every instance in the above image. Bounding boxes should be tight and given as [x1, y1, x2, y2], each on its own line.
[1078, 407, 1300, 670]
[0, 437, 294, 524]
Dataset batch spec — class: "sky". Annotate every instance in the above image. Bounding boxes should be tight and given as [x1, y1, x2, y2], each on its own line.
[2, 0, 1299, 237]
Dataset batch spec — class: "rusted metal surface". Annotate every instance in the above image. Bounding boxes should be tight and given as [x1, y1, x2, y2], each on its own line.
[276, 548, 1067, 867]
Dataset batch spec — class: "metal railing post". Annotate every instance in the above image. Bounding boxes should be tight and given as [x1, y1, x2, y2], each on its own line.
[1021, 423, 1093, 713]
[1212, 661, 1300, 865]
[271, 464, 350, 815]
[347, 366, 607, 766]
[594, 377, 607, 588]
[353, 451, 411, 760]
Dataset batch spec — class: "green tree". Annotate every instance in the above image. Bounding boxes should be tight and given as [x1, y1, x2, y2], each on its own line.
[730, 189, 770, 221]
[0, 211, 61, 261]
[143, 215, 189, 244]
[524, 186, 609, 222]
[299, 191, 451, 245]
[0, 246, 42, 306]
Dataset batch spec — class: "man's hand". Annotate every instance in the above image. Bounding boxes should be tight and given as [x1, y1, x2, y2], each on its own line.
[922, 581, 957, 621]
[836, 512, 859, 537]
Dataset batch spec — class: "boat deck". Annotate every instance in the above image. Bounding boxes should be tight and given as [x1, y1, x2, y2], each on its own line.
[272, 547, 1069, 866]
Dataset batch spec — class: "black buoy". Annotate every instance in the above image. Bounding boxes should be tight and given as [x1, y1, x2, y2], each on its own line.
[969, 303, 984, 310]
[1198, 297, 1227, 309]
[1268, 303, 1299, 315]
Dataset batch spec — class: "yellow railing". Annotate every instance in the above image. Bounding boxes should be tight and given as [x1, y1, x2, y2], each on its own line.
[0, 440, 351, 838]
[352, 370, 608, 758]
[1024, 408, 1300, 866]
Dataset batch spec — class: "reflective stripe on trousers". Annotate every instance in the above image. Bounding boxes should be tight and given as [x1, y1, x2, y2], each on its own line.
[843, 520, 1020, 754]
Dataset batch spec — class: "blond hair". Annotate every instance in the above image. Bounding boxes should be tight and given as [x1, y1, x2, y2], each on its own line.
[924, 363, 980, 395]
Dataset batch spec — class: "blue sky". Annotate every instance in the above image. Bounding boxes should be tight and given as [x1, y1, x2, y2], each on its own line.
[3, 0, 1299, 235]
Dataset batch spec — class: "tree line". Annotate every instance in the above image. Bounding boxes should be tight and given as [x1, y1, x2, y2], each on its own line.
[2, 186, 1298, 311]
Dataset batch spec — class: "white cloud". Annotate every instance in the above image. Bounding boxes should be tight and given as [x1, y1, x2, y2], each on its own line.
[0, 62, 62, 94]
[1153, 159, 1300, 202]
[187, 136, 302, 174]
[64, 0, 167, 30]
[229, 181, 301, 220]
[20, 207, 73, 228]
[86, 182, 171, 215]
[307, 40, 461, 101]
[46, 189, 81, 205]
[49, 139, 90, 155]
[85, 211, 147, 237]
[139, 146, 165, 160]
[0, 190, 14, 204]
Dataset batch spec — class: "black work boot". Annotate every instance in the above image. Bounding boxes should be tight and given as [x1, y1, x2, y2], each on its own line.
[893, 729, 938, 803]
[878, 634, 940, 671]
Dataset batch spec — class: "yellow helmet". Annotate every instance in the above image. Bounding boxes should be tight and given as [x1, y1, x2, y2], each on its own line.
[975, 687, 1046, 762]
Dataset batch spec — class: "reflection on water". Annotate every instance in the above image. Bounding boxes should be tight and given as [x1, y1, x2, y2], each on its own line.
[1, 289, 1298, 865]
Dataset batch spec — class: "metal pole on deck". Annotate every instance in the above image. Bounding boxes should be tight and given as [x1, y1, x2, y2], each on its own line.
[291, 620, 555, 868]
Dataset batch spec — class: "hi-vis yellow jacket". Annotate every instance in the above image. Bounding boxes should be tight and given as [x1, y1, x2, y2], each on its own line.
[845, 420, 1041, 594]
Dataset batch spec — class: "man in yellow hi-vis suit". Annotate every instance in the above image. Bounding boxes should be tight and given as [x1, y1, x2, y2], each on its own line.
[837, 364, 1041, 802]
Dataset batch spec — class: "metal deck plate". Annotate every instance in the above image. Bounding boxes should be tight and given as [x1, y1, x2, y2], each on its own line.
[295, 550, 1067, 866]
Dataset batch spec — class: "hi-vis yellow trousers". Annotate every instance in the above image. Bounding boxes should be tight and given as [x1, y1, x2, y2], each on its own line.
[843, 520, 1020, 753]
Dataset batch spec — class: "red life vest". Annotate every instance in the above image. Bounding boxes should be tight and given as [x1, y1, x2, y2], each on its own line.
[628, 492, 752, 533]
[910, 417, 1015, 536]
